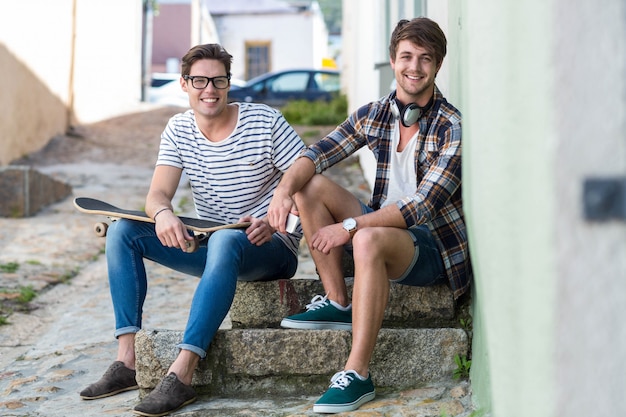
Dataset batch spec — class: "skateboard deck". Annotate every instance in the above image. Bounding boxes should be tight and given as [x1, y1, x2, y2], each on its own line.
[73, 197, 250, 251]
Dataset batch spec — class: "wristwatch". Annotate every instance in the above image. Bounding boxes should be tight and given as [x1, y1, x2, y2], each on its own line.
[342, 217, 357, 237]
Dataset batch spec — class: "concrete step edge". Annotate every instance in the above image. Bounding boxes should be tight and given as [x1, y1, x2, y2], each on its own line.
[135, 327, 469, 396]
[231, 279, 457, 329]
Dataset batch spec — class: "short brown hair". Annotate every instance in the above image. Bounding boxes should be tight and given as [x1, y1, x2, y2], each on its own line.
[389, 17, 447, 66]
[180, 44, 233, 77]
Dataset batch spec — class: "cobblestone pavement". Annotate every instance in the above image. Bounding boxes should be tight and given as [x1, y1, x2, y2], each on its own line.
[0, 106, 476, 416]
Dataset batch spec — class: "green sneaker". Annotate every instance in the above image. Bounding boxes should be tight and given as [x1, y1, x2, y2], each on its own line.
[280, 295, 352, 330]
[313, 370, 376, 413]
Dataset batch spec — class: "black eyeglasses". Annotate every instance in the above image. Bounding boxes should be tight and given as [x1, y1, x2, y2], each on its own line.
[183, 75, 231, 89]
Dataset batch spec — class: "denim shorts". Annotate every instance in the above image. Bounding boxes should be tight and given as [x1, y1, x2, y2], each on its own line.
[351, 202, 446, 287]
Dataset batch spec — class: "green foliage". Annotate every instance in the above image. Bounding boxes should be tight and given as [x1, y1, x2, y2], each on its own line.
[282, 95, 347, 126]
[0, 262, 20, 273]
[90, 249, 105, 262]
[0, 285, 38, 324]
[300, 129, 321, 140]
[460, 316, 472, 332]
[453, 354, 471, 380]
[60, 268, 80, 284]
[17, 286, 37, 304]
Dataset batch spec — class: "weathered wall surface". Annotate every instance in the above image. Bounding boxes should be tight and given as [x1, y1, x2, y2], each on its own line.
[0, 0, 143, 166]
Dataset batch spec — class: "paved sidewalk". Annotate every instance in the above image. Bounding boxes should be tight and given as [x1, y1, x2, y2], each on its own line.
[0, 108, 475, 416]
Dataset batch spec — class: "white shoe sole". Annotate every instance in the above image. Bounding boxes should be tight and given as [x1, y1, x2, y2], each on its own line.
[313, 391, 375, 413]
[280, 318, 352, 330]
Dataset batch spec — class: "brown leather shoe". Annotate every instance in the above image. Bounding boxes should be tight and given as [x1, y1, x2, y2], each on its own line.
[133, 373, 196, 417]
[80, 361, 138, 400]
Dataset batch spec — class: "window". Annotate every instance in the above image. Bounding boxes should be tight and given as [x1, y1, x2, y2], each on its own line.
[268, 72, 309, 93]
[313, 72, 340, 92]
[245, 42, 270, 80]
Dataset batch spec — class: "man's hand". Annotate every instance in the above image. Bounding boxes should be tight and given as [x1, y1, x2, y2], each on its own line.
[241, 215, 275, 246]
[310, 222, 351, 254]
[154, 209, 195, 252]
[267, 190, 298, 234]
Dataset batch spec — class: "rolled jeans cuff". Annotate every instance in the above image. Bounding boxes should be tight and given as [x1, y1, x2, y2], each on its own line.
[115, 326, 140, 339]
[177, 343, 207, 360]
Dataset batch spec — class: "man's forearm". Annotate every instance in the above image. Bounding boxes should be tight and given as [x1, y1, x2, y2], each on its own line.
[145, 191, 174, 220]
[356, 204, 408, 229]
[277, 157, 317, 197]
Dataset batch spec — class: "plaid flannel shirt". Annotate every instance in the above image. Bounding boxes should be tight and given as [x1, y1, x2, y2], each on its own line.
[301, 87, 472, 299]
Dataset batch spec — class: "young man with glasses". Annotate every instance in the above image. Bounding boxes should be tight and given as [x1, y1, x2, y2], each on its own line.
[268, 17, 472, 413]
[79, 44, 305, 416]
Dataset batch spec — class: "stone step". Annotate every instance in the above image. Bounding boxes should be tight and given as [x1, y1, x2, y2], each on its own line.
[135, 327, 468, 396]
[230, 278, 456, 329]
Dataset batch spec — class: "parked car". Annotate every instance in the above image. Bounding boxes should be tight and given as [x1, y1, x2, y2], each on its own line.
[148, 73, 187, 107]
[148, 73, 245, 107]
[227, 69, 341, 108]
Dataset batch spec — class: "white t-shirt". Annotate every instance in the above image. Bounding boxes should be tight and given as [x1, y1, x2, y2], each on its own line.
[156, 103, 305, 254]
[382, 120, 418, 208]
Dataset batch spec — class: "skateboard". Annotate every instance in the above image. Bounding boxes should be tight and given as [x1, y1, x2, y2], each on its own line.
[73, 197, 250, 252]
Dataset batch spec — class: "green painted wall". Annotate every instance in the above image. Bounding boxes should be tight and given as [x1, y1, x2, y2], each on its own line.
[449, 0, 558, 415]
[450, 0, 626, 415]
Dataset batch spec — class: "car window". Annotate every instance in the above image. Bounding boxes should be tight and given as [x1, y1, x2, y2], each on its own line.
[251, 81, 266, 93]
[314, 72, 340, 92]
[267, 73, 309, 93]
[151, 73, 180, 88]
[152, 79, 174, 88]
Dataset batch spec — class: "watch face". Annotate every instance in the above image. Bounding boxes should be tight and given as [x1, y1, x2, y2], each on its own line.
[343, 218, 357, 230]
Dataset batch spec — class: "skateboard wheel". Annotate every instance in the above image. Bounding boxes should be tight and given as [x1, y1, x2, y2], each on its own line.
[186, 235, 199, 253]
[94, 222, 109, 237]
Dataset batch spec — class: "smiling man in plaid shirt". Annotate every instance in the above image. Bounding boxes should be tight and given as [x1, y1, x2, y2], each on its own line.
[268, 17, 472, 413]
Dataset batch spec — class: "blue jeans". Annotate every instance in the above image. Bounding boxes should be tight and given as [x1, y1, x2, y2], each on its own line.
[106, 219, 297, 359]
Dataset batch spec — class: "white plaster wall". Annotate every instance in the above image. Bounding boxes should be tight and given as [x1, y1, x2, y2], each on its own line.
[0, 1, 74, 164]
[342, 0, 384, 114]
[193, 0, 221, 47]
[0, 1, 74, 104]
[0, 0, 143, 164]
[72, 0, 144, 123]
[309, 1, 330, 69]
